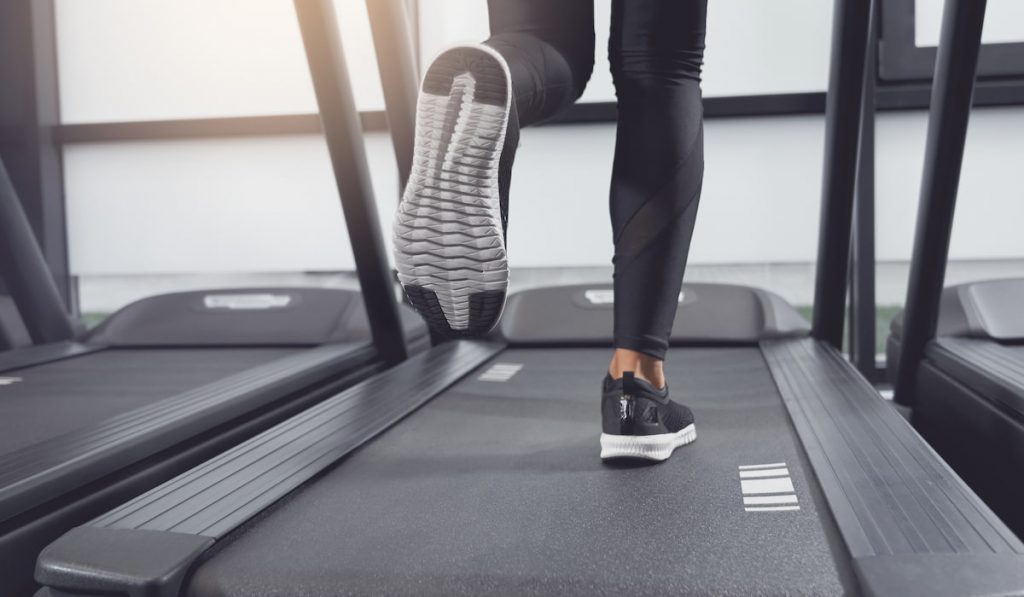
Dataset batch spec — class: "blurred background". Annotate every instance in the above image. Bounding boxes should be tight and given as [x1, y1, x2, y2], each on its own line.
[3, 0, 1024, 352]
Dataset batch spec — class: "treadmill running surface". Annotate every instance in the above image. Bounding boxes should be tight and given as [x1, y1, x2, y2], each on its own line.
[0, 348, 297, 456]
[189, 348, 854, 596]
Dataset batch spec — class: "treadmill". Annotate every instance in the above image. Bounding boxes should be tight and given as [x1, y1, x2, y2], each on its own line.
[887, 0, 1024, 539]
[31, 0, 1024, 595]
[0, 106, 428, 592]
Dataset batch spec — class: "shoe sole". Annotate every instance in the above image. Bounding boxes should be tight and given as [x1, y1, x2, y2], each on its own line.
[394, 44, 512, 337]
[600, 424, 697, 461]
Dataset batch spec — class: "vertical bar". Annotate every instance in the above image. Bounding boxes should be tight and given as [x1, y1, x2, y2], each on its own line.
[0, 158, 75, 343]
[293, 0, 408, 364]
[0, 0, 71, 308]
[849, 1, 879, 382]
[895, 0, 987, 406]
[366, 0, 420, 190]
[812, 0, 874, 349]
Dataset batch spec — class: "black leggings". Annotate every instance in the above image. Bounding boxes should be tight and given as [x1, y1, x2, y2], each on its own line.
[485, 0, 708, 361]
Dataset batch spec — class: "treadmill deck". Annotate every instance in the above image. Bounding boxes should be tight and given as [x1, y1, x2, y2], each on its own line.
[189, 347, 853, 596]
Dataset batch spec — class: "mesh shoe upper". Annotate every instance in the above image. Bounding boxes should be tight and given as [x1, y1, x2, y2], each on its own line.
[601, 371, 694, 436]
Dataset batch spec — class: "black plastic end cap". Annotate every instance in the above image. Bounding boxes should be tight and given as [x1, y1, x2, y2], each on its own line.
[854, 553, 1024, 597]
[35, 526, 214, 597]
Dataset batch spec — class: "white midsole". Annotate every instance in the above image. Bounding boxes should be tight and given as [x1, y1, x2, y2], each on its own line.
[600, 424, 697, 461]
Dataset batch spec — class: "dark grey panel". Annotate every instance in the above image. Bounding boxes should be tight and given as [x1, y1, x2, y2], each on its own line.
[763, 339, 1024, 595]
[500, 283, 810, 345]
[928, 339, 1024, 419]
[0, 344, 373, 524]
[913, 361, 1024, 543]
[86, 287, 427, 348]
[187, 347, 851, 596]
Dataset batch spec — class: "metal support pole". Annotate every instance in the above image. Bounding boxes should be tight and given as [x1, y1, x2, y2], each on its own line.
[895, 0, 987, 406]
[849, 2, 879, 382]
[293, 0, 408, 365]
[366, 0, 420, 190]
[0, 158, 75, 343]
[812, 0, 873, 349]
[0, 0, 71, 308]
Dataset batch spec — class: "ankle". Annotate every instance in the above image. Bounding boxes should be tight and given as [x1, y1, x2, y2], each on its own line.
[608, 349, 666, 389]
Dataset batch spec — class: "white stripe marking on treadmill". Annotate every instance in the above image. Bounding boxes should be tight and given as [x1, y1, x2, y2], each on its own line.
[0, 377, 21, 386]
[739, 462, 799, 512]
[739, 467, 790, 479]
[478, 363, 523, 382]
[743, 495, 798, 506]
[737, 462, 787, 470]
[741, 478, 795, 495]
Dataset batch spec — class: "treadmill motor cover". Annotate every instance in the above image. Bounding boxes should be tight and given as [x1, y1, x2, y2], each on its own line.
[86, 287, 427, 347]
[499, 283, 810, 345]
[890, 278, 1024, 342]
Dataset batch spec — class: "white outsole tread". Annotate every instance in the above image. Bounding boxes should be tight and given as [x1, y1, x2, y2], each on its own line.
[393, 44, 512, 331]
[600, 424, 697, 461]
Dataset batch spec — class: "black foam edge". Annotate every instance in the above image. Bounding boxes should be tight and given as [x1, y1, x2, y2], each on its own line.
[33, 340, 503, 597]
[0, 343, 376, 523]
[762, 338, 1024, 585]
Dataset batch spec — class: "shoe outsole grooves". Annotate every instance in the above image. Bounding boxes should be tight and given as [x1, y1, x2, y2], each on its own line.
[599, 424, 697, 461]
[394, 44, 512, 338]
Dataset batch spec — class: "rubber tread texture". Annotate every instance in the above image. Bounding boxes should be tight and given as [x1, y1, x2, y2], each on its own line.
[395, 45, 511, 336]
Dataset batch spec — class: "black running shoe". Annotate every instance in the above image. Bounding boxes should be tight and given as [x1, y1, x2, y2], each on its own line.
[600, 371, 696, 461]
[394, 43, 519, 337]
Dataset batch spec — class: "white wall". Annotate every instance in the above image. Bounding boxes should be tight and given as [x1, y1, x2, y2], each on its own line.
[418, 0, 833, 101]
[53, 0, 1024, 305]
[916, 0, 1024, 47]
[55, 0, 385, 122]
[64, 107, 1024, 275]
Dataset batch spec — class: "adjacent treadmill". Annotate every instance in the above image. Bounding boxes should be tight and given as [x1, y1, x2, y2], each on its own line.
[31, 0, 1024, 595]
[887, 0, 1024, 540]
[0, 120, 427, 592]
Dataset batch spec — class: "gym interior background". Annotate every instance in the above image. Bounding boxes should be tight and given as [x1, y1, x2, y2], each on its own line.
[7, 0, 1024, 350]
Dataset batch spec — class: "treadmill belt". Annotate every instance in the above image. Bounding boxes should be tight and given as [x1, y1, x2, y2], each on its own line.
[0, 348, 299, 455]
[190, 347, 854, 596]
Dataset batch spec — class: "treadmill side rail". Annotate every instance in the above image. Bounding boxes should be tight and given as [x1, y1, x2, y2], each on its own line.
[35, 527, 214, 597]
[33, 340, 503, 596]
[853, 553, 1024, 597]
[763, 338, 1024, 596]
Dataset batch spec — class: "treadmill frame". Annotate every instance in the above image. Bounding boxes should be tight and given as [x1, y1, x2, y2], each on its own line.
[29, 0, 1024, 595]
[893, 0, 988, 406]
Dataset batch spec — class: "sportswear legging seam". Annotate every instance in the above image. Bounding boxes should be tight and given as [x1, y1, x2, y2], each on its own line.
[612, 120, 704, 248]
